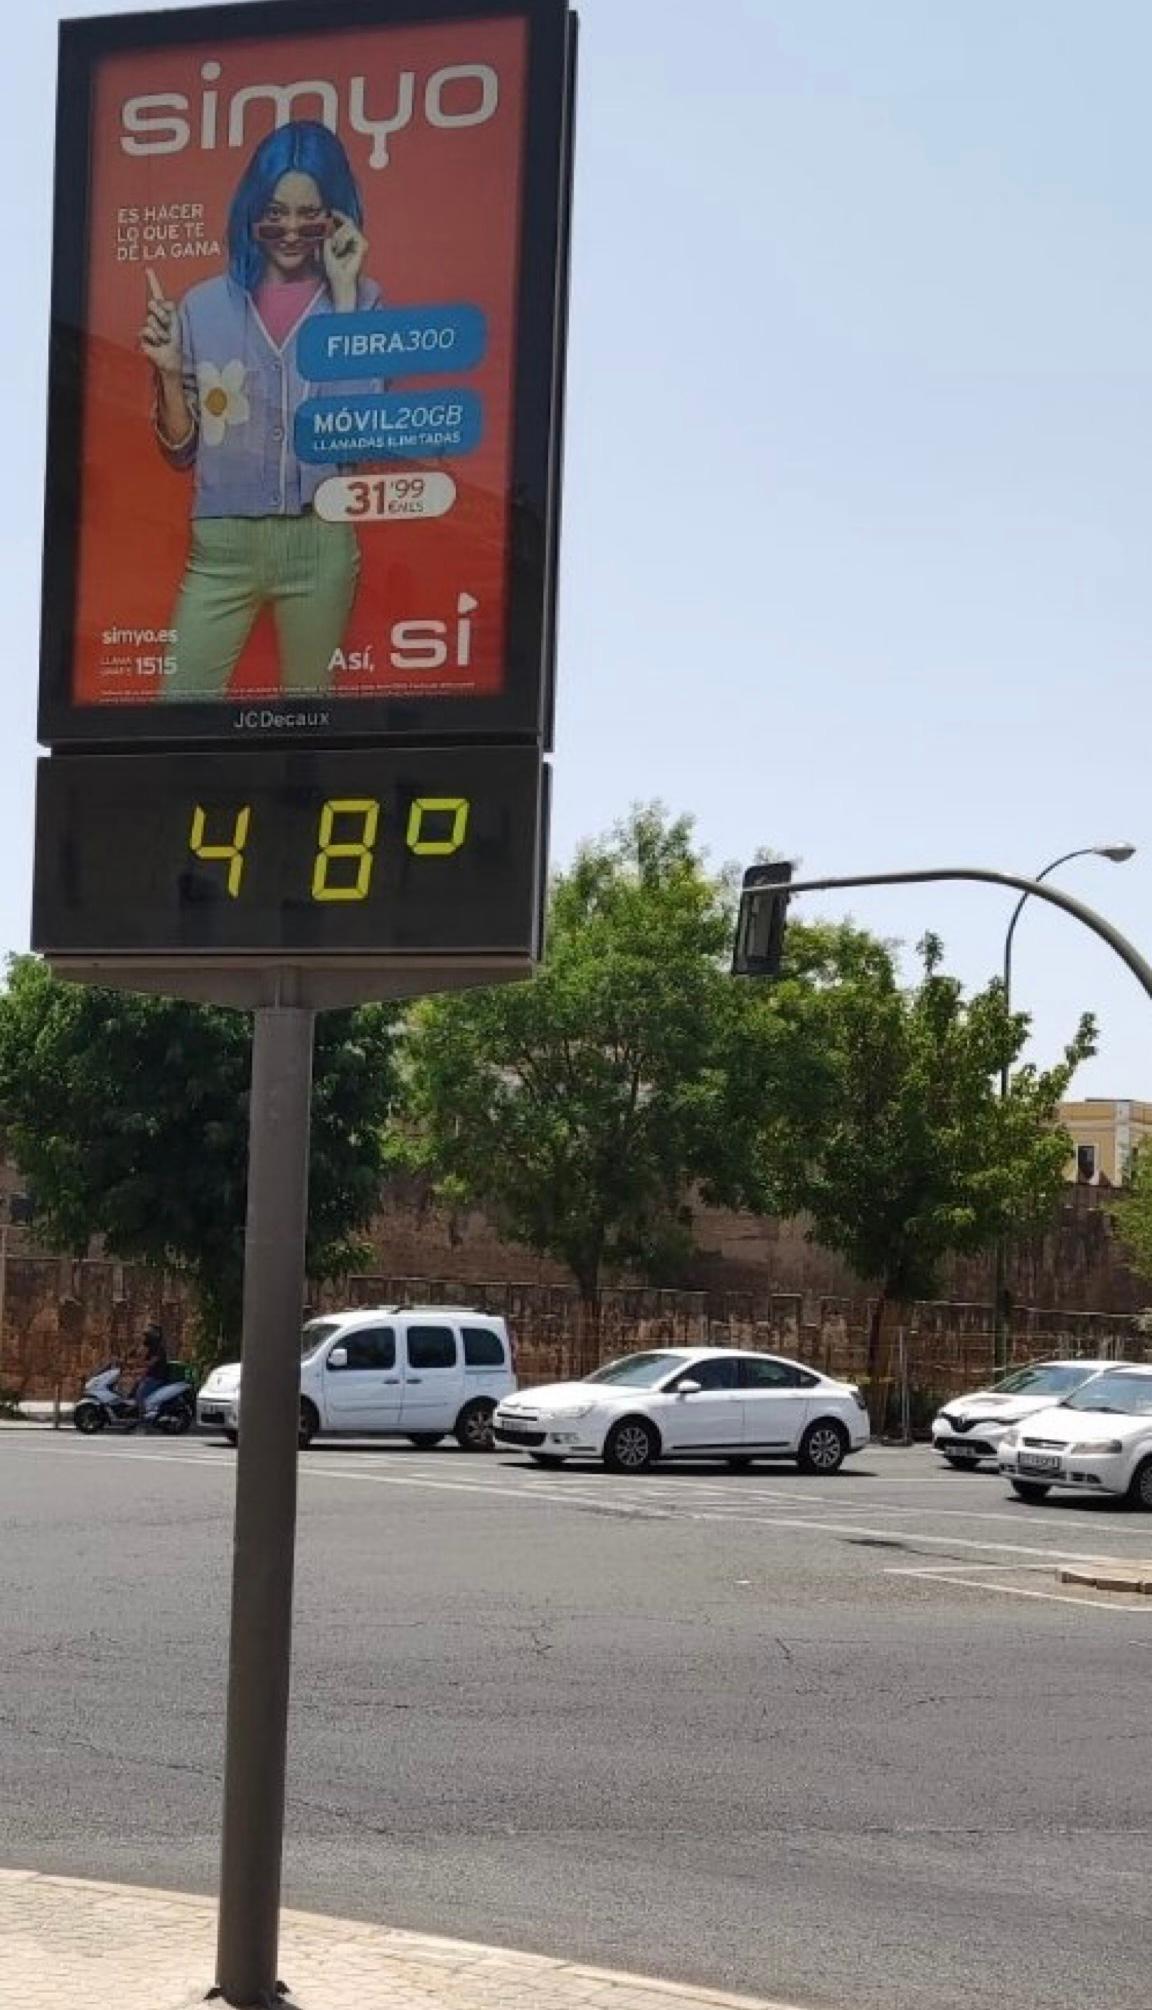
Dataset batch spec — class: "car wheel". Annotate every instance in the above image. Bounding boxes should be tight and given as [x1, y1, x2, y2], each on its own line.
[298, 1400, 319, 1451]
[726, 1457, 754, 1469]
[1126, 1459, 1152, 1510]
[224, 1429, 238, 1448]
[604, 1418, 659, 1473]
[943, 1452, 980, 1469]
[455, 1399, 496, 1452]
[529, 1453, 566, 1469]
[1009, 1479, 1051, 1503]
[407, 1434, 444, 1450]
[797, 1419, 848, 1475]
[73, 1402, 105, 1435]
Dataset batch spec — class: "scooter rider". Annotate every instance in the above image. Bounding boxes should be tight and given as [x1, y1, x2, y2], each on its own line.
[135, 1323, 171, 1424]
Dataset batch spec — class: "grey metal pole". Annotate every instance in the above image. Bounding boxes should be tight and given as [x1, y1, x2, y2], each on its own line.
[897, 1328, 911, 1445]
[215, 1004, 315, 2009]
[992, 849, 1103, 1372]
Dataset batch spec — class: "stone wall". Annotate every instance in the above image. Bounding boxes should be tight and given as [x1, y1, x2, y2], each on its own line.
[360, 1176, 1151, 1315]
[1, 1250, 1145, 1417]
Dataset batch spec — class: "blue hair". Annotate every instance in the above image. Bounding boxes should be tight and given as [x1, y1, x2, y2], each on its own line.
[228, 120, 364, 293]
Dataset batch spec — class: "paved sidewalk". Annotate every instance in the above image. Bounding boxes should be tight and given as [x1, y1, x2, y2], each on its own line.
[1059, 1559, 1152, 1595]
[0, 1870, 803, 2010]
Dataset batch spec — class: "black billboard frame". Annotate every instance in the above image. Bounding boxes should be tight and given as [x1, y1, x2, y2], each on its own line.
[38, 0, 573, 753]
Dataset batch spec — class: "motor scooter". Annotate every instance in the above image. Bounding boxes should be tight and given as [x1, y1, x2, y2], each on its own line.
[72, 1362, 195, 1435]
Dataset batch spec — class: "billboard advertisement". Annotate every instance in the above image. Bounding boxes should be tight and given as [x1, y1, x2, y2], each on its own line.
[39, 0, 573, 748]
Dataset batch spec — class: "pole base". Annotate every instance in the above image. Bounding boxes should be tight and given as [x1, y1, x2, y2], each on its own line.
[205, 1982, 291, 2006]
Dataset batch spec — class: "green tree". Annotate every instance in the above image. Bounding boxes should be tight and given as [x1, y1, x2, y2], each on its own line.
[741, 933, 1095, 1419]
[1113, 1148, 1152, 1288]
[0, 956, 400, 1357]
[395, 806, 746, 1355]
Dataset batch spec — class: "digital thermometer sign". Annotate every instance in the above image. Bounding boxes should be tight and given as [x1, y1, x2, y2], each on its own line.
[33, 746, 545, 960]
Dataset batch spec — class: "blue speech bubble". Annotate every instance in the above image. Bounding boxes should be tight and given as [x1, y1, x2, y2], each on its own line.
[299, 305, 487, 381]
[295, 390, 484, 464]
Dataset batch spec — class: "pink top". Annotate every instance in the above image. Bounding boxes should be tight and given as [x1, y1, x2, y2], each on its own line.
[253, 276, 323, 348]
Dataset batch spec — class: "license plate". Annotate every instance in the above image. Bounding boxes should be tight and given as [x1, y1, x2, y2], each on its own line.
[498, 1420, 531, 1436]
[1020, 1452, 1061, 1473]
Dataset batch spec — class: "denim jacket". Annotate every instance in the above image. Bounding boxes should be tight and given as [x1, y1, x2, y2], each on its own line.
[157, 273, 383, 518]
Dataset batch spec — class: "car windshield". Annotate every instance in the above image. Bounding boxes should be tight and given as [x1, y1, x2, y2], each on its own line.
[1061, 1373, 1152, 1416]
[585, 1352, 684, 1388]
[989, 1363, 1099, 1398]
[301, 1320, 343, 1359]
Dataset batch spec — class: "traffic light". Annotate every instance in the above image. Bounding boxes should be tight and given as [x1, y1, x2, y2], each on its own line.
[732, 861, 794, 978]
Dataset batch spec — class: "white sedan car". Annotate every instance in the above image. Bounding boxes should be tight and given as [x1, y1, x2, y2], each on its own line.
[998, 1365, 1152, 1507]
[930, 1359, 1111, 1468]
[492, 1346, 870, 1474]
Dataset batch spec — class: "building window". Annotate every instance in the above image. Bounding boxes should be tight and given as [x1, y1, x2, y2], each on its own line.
[1076, 1144, 1097, 1183]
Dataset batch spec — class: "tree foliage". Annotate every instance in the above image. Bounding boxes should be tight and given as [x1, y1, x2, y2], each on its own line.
[396, 806, 747, 1312]
[737, 932, 1096, 1399]
[1113, 1148, 1152, 1288]
[396, 803, 1096, 1390]
[0, 957, 400, 1355]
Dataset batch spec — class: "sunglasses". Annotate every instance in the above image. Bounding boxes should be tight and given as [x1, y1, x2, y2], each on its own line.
[254, 215, 335, 245]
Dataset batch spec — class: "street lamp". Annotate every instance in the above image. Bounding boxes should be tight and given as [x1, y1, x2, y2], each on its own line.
[992, 842, 1137, 1370]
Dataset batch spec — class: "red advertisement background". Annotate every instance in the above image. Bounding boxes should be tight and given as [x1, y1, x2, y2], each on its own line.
[73, 16, 527, 706]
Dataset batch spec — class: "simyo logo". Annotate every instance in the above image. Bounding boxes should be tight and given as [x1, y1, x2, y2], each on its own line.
[121, 60, 500, 171]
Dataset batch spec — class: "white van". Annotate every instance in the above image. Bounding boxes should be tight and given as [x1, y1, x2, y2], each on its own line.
[197, 1306, 517, 1451]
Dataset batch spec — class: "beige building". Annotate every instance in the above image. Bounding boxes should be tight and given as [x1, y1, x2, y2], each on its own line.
[1059, 1099, 1152, 1186]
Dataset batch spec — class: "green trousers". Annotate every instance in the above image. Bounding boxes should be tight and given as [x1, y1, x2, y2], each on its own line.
[164, 515, 360, 699]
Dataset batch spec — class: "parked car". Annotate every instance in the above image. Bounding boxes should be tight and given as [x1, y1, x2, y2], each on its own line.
[197, 1307, 516, 1450]
[930, 1360, 1112, 1468]
[492, 1346, 870, 1474]
[998, 1365, 1152, 1507]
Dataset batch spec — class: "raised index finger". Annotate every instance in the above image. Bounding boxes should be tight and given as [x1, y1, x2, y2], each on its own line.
[145, 267, 167, 305]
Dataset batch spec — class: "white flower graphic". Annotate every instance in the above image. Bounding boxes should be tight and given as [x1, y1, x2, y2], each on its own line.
[196, 360, 250, 447]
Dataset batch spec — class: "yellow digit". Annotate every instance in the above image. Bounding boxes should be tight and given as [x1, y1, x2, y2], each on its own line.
[406, 797, 470, 856]
[312, 798, 380, 902]
[190, 804, 250, 898]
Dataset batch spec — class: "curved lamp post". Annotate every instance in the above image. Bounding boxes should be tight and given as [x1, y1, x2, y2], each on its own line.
[992, 842, 1137, 1369]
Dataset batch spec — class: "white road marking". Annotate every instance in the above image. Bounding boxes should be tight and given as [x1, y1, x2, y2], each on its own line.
[18, 1443, 238, 1471]
[886, 1563, 1152, 1614]
[489, 1464, 1145, 1540]
[583, 1474, 1131, 1534]
[889, 1560, 1051, 1573]
[16, 1439, 1152, 1570]
[285, 1464, 1152, 1568]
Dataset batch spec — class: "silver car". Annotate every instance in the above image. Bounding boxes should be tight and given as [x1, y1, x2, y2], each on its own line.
[931, 1360, 1112, 1469]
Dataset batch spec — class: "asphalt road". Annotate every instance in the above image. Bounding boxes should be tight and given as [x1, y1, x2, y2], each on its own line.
[3, 1429, 1152, 2010]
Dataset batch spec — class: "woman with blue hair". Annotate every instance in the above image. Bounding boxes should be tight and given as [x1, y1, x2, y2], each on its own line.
[140, 120, 380, 699]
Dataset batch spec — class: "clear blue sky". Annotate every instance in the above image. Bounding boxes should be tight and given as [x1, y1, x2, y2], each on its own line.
[5, 0, 1149, 1094]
